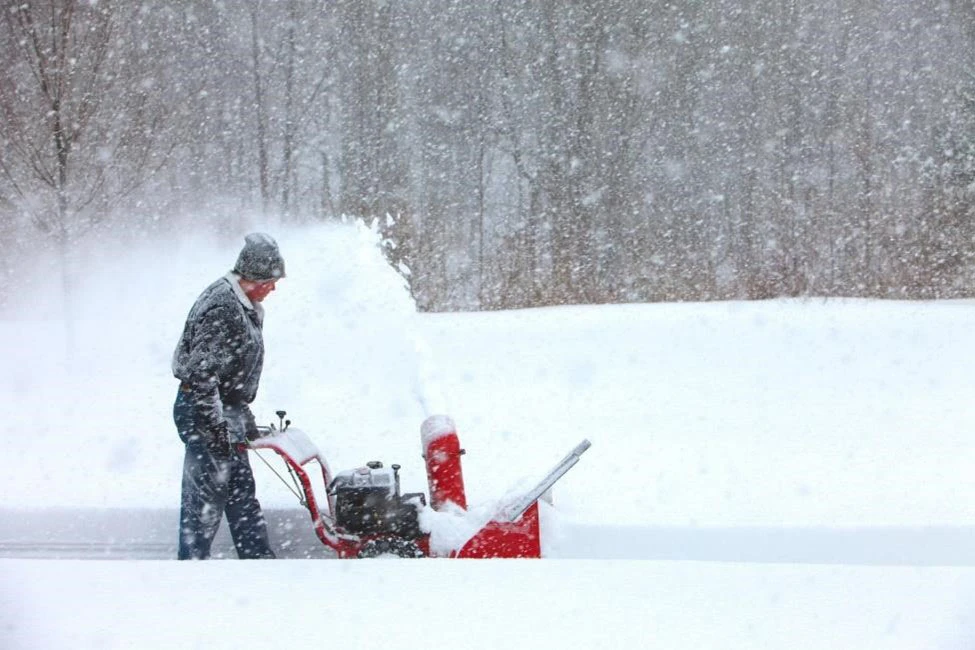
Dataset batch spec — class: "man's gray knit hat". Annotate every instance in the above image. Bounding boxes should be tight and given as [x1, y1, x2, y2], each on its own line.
[233, 233, 286, 281]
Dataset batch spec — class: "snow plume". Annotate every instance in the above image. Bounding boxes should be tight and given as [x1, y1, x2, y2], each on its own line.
[260, 220, 451, 490]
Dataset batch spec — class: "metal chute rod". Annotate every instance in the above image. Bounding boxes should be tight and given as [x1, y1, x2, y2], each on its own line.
[501, 439, 592, 522]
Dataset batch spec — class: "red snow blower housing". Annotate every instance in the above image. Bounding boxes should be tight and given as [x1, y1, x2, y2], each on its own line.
[248, 411, 590, 559]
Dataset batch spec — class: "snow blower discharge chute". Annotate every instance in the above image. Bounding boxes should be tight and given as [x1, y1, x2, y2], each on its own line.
[248, 411, 591, 559]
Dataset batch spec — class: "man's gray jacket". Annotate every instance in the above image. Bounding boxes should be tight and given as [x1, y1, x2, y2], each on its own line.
[172, 273, 264, 442]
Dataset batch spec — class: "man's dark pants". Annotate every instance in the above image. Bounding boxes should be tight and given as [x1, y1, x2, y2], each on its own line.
[174, 389, 275, 560]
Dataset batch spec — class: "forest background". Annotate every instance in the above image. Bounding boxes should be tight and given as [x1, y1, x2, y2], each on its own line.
[1, 0, 974, 311]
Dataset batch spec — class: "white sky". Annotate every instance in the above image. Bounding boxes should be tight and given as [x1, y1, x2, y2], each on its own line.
[2, 221, 974, 649]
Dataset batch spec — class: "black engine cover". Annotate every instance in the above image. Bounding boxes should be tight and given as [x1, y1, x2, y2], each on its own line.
[335, 488, 423, 537]
[331, 463, 425, 538]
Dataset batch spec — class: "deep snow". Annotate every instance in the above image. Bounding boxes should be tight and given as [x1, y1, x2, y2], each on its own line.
[2, 221, 975, 649]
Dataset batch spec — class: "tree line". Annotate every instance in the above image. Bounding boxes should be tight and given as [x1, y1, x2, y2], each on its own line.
[1, 0, 973, 311]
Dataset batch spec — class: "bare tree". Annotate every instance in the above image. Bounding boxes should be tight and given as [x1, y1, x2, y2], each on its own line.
[245, 0, 335, 221]
[0, 0, 167, 307]
[249, 2, 271, 217]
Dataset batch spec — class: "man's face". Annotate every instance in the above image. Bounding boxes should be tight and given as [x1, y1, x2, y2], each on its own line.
[244, 279, 277, 303]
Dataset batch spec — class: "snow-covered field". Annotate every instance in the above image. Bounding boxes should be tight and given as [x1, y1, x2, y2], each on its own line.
[2, 221, 975, 649]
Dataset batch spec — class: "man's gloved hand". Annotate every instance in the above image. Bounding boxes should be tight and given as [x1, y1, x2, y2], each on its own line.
[224, 403, 259, 442]
[206, 421, 233, 460]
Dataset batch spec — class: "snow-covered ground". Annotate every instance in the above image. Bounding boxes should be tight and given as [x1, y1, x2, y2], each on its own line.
[2, 221, 975, 649]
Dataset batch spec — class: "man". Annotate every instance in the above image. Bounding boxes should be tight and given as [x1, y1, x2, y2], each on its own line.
[172, 233, 285, 560]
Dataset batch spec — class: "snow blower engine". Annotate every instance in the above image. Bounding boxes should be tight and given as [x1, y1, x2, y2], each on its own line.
[329, 461, 426, 541]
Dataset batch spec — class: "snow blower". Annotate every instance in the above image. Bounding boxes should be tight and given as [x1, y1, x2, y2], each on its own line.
[248, 411, 590, 558]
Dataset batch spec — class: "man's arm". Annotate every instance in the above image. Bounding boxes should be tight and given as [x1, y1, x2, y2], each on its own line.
[183, 303, 239, 430]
